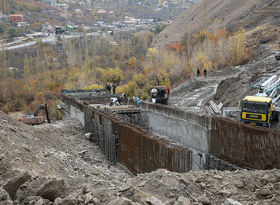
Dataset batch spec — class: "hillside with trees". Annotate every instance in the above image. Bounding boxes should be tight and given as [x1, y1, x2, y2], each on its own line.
[0, 0, 43, 13]
[0, 23, 250, 119]
[3, 0, 277, 119]
[155, 0, 280, 56]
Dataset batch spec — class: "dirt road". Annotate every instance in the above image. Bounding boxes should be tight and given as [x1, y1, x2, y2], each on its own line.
[169, 53, 280, 115]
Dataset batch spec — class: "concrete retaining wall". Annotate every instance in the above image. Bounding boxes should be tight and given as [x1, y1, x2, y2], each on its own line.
[144, 111, 209, 153]
[118, 123, 192, 174]
[70, 105, 85, 126]
[63, 95, 280, 171]
[61, 96, 193, 174]
[133, 101, 211, 170]
[132, 101, 280, 170]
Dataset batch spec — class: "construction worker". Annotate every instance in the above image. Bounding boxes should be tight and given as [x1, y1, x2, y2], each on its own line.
[197, 69, 200, 77]
[109, 99, 114, 106]
[167, 86, 170, 96]
[108, 84, 112, 93]
[204, 68, 207, 77]
[105, 83, 109, 92]
[112, 84, 116, 94]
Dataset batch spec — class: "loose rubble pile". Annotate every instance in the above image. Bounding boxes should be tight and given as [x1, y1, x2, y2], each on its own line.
[1, 110, 280, 205]
[119, 169, 280, 205]
[0, 110, 130, 205]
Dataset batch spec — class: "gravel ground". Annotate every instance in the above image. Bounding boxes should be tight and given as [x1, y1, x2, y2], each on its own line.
[1, 110, 280, 205]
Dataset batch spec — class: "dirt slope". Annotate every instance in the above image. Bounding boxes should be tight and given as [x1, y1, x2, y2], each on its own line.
[169, 53, 280, 114]
[169, 66, 241, 112]
[155, 0, 280, 49]
[0, 110, 130, 204]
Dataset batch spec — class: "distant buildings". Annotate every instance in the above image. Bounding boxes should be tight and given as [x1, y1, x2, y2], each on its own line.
[10, 14, 23, 23]
[44, 0, 57, 7]
[97, 9, 106, 14]
[56, 3, 69, 11]
[124, 16, 137, 25]
[109, 41, 118, 46]
[74, 9, 84, 18]
[96, 21, 105, 26]
[42, 22, 53, 32]
[17, 22, 29, 28]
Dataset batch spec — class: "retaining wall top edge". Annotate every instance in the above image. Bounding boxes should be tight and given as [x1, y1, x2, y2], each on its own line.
[136, 101, 212, 128]
[212, 116, 280, 134]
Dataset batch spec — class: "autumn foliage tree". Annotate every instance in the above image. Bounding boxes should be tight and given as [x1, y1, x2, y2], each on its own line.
[0, 25, 251, 118]
[102, 67, 124, 85]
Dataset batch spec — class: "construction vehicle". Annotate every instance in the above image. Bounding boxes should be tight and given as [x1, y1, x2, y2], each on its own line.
[225, 73, 280, 127]
[238, 96, 279, 127]
[239, 75, 280, 127]
[150, 86, 168, 105]
[20, 103, 51, 125]
[55, 26, 65, 35]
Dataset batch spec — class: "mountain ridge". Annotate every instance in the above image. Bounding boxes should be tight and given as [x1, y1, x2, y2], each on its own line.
[155, 0, 280, 50]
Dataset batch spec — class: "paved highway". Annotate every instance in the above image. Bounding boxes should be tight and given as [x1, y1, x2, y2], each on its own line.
[3, 33, 100, 51]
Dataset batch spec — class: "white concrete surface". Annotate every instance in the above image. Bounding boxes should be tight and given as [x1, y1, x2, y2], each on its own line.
[67, 105, 85, 126]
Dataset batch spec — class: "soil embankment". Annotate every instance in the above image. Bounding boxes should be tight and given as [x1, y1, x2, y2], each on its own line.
[1, 109, 280, 204]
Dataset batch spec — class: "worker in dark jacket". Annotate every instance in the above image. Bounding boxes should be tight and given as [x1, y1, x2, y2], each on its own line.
[105, 83, 109, 92]
[197, 69, 200, 77]
[204, 68, 207, 77]
[108, 84, 111, 93]
[109, 99, 114, 106]
[112, 84, 116, 94]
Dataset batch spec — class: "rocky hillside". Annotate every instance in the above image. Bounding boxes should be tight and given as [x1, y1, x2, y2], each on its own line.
[155, 0, 280, 52]
[1, 110, 280, 204]
[0, 110, 130, 205]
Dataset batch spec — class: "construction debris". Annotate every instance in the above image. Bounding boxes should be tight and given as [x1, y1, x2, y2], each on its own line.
[209, 100, 222, 115]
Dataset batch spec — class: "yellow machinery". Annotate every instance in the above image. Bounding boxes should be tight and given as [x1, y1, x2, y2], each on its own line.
[238, 96, 277, 127]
